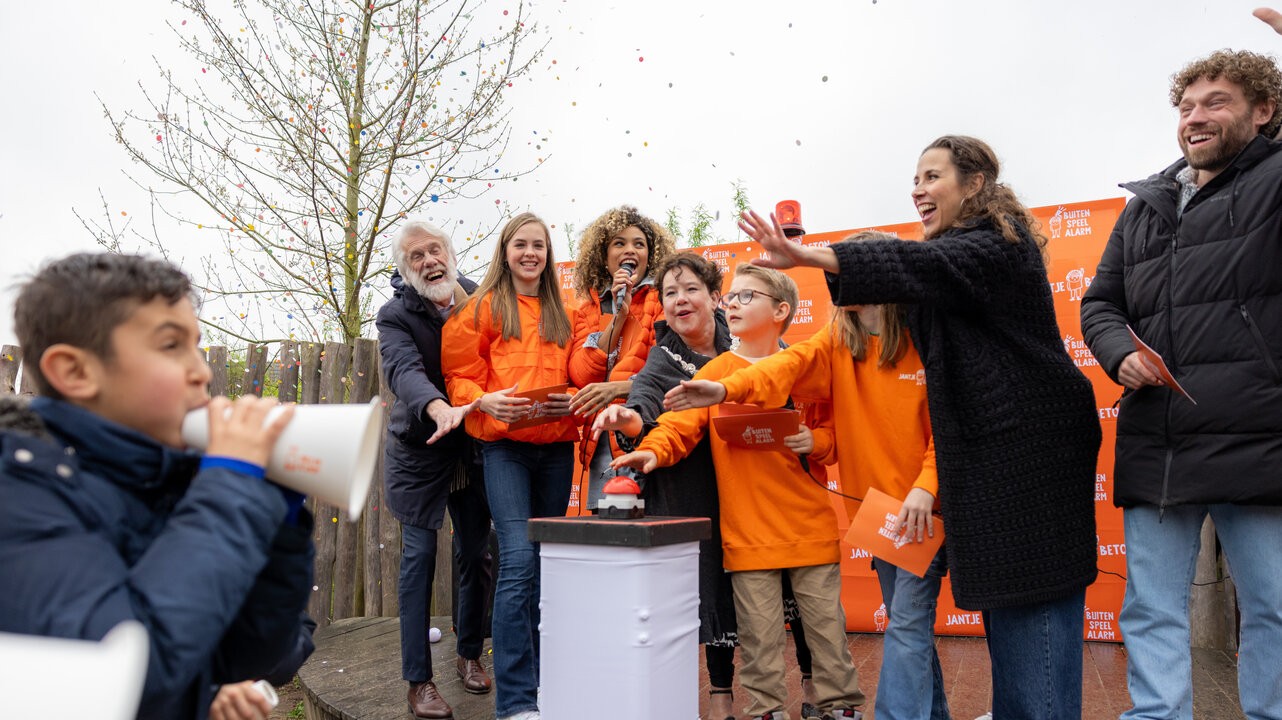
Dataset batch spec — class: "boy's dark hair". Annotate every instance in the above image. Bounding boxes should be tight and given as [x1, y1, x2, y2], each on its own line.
[14, 253, 196, 398]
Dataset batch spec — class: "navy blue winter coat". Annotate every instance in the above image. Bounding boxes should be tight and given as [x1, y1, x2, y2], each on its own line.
[377, 272, 479, 529]
[0, 397, 314, 720]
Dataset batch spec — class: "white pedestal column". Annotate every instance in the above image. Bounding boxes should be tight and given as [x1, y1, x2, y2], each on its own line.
[530, 516, 710, 720]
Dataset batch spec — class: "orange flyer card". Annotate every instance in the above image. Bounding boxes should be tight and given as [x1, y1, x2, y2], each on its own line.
[711, 403, 799, 451]
[1126, 326, 1196, 405]
[844, 487, 945, 578]
[506, 384, 570, 430]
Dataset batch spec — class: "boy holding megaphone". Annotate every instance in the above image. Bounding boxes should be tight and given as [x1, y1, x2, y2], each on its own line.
[0, 253, 314, 720]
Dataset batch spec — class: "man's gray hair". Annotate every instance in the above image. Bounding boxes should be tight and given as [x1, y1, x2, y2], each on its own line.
[392, 220, 454, 273]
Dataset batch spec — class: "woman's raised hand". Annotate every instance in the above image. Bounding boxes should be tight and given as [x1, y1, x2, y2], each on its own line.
[1255, 7, 1282, 34]
[740, 209, 840, 273]
[740, 210, 803, 270]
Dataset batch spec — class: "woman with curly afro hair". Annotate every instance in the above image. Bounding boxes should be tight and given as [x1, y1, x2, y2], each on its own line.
[566, 204, 676, 509]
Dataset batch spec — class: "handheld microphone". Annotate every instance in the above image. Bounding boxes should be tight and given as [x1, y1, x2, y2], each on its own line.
[615, 259, 637, 311]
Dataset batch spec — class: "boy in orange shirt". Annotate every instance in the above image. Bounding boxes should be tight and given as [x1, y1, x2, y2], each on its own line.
[609, 265, 865, 720]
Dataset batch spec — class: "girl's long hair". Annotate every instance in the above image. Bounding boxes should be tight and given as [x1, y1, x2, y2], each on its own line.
[925, 135, 1048, 259]
[459, 212, 572, 346]
[829, 232, 908, 367]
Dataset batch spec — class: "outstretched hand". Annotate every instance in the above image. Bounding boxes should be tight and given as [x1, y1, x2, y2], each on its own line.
[590, 404, 643, 440]
[663, 379, 727, 411]
[425, 397, 480, 445]
[1255, 7, 1282, 34]
[571, 380, 630, 416]
[611, 450, 658, 474]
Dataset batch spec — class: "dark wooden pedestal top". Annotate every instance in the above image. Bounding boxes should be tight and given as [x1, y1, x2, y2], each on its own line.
[528, 515, 710, 547]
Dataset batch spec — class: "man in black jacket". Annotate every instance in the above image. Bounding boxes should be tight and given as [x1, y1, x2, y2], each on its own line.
[378, 221, 494, 719]
[1081, 48, 1282, 720]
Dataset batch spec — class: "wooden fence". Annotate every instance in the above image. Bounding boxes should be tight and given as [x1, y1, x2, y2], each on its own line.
[0, 341, 456, 630]
[0, 342, 1243, 649]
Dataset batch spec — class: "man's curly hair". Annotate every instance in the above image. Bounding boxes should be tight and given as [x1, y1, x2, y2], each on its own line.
[1170, 49, 1282, 138]
[572, 205, 676, 299]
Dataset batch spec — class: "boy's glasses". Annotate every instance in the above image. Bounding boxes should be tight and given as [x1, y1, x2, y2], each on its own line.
[719, 289, 780, 307]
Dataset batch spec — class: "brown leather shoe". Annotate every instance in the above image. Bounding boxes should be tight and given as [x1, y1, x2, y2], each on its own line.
[455, 655, 493, 694]
[407, 681, 453, 719]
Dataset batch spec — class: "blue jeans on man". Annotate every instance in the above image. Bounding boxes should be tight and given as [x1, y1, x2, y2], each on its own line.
[873, 552, 951, 720]
[481, 440, 574, 718]
[1120, 504, 1282, 720]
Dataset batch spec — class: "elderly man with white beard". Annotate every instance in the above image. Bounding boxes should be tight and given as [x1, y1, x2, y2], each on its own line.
[377, 220, 494, 719]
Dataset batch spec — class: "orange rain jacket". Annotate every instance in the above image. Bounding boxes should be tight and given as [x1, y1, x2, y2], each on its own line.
[442, 294, 580, 444]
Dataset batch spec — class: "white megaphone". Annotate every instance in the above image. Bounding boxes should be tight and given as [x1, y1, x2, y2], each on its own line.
[0, 621, 149, 720]
[182, 398, 383, 521]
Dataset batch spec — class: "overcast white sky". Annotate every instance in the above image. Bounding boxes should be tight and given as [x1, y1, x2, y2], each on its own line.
[2, 0, 1280, 346]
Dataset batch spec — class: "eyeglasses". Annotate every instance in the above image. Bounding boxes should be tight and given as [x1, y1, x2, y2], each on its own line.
[719, 289, 780, 307]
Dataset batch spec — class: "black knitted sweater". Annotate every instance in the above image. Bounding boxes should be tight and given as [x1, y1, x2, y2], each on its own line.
[825, 219, 1100, 610]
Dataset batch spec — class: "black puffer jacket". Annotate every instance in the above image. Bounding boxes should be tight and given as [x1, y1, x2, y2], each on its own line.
[1082, 135, 1282, 508]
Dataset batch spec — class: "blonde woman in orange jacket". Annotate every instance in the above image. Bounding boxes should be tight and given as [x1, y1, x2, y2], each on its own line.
[664, 235, 947, 720]
[566, 205, 675, 509]
[442, 212, 578, 720]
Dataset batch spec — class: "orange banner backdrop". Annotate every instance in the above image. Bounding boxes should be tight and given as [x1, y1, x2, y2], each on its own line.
[560, 197, 1128, 640]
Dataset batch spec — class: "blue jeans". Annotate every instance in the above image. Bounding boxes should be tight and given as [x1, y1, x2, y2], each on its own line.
[981, 589, 1085, 719]
[481, 440, 573, 718]
[1120, 504, 1282, 720]
[873, 552, 950, 720]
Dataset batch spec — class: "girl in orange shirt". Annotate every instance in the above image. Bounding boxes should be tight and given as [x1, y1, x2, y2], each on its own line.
[666, 236, 948, 720]
[442, 212, 577, 720]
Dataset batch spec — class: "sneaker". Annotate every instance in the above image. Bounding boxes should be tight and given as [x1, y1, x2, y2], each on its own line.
[974, 714, 993, 720]
[751, 713, 784, 720]
[497, 712, 539, 720]
[825, 710, 863, 720]
[800, 701, 823, 718]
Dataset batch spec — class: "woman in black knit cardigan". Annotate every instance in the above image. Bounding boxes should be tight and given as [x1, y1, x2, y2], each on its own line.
[737, 135, 1101, 720]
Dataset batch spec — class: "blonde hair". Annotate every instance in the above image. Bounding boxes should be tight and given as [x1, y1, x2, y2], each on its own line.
[828, 233, 908, 367]
[458, 212, 572, 346]
[734, 264, 799, 334]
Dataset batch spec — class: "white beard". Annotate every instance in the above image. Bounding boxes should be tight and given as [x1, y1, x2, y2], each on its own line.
[405, 260, 457, 304]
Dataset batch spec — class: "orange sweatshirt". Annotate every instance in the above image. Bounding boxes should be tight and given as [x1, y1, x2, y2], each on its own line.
[441, 294, 580, 444]
[718, 324, 936, 521]
[637, 351, 840, 572]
